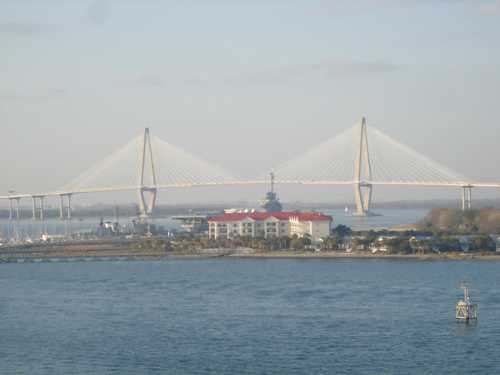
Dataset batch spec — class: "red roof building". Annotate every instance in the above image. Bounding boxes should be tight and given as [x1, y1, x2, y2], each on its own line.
[209, 212, 332, 222]
[208, 211, 332, 241]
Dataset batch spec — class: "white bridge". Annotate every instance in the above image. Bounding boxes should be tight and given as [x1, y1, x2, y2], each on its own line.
[1, 118, 499, 220]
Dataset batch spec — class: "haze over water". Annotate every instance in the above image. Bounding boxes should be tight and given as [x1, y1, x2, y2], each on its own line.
[1, 259, 499, 374]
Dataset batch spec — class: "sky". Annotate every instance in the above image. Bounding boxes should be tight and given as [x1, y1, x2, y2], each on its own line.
[1, 0, 499, 206]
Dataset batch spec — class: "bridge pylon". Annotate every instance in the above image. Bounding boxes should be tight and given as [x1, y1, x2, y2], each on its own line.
[353, 117, 373, 216]
[137, 127, 158, 222]
[461, 185, 473, 211]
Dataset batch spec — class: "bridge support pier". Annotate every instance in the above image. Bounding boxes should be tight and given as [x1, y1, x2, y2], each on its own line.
[353, 117, 373, 216]
[8, 199, 13, 221]
[14, 198, 20, 220]
[31, 196, 45, 221]
[40, 196, 44, 222]
[67, 194, 72, 220]
[8, 198, 21, 240]
[58, 194, 72, 220]
[138, 187, 157, 221]
[137, 127, 158, 223]
[32, 196, 36, 220]
[59, 195, 64, 220]
[462, 185, 473, 211]
[354, 182, 373, 216]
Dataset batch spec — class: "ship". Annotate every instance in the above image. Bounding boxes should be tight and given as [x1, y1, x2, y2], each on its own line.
[260, 172, 283, 213]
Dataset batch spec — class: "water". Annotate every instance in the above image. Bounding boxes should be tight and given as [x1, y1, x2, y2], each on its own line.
[1, 259, 499, 374]
[324, 208, 429, 231]
[0, 216, 182, 241]
[0, 209, 428, 241]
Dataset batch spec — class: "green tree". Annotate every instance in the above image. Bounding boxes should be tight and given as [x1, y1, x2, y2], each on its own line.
[323, 235, 339, 250]
[291, 236, 306, 250]
[332, 224, 352, 238]
[470, 235, 496, 252]
[436, 235, 461, 252]
[384, 237, 412, 254]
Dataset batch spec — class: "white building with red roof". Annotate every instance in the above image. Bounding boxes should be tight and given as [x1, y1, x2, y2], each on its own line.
[208, 212, 332, 241]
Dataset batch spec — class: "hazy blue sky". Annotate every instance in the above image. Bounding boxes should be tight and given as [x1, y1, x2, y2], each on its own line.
[1, 0, 499, 205]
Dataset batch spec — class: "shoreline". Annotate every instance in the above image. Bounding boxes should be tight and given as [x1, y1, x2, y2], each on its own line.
[2, 245, 500, 263]
[227, 251, 500, 261]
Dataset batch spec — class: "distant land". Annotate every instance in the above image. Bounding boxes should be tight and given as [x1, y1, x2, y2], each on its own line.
[285, 199, 500, 211]
[1, 199, 500, 219]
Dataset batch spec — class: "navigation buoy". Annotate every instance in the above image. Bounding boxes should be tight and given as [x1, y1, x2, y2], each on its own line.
[456, 283, 477, 322]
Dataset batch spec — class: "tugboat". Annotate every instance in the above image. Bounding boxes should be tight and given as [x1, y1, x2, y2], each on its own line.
[456, 283, 478, 322]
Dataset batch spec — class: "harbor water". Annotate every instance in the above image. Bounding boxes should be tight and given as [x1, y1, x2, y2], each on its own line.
[1, 258, 499, 374]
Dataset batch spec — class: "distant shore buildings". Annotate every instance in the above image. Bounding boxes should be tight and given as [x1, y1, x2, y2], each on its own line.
[208, 211, 332, 241]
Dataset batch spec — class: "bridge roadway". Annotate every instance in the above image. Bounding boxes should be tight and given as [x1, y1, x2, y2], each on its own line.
[1, 123, 499, 217]
[1, 179, 499, 222]
[1, 179, 499, 201]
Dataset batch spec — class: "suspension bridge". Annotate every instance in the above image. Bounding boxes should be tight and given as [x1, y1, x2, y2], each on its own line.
[1, 118, 499, 221]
